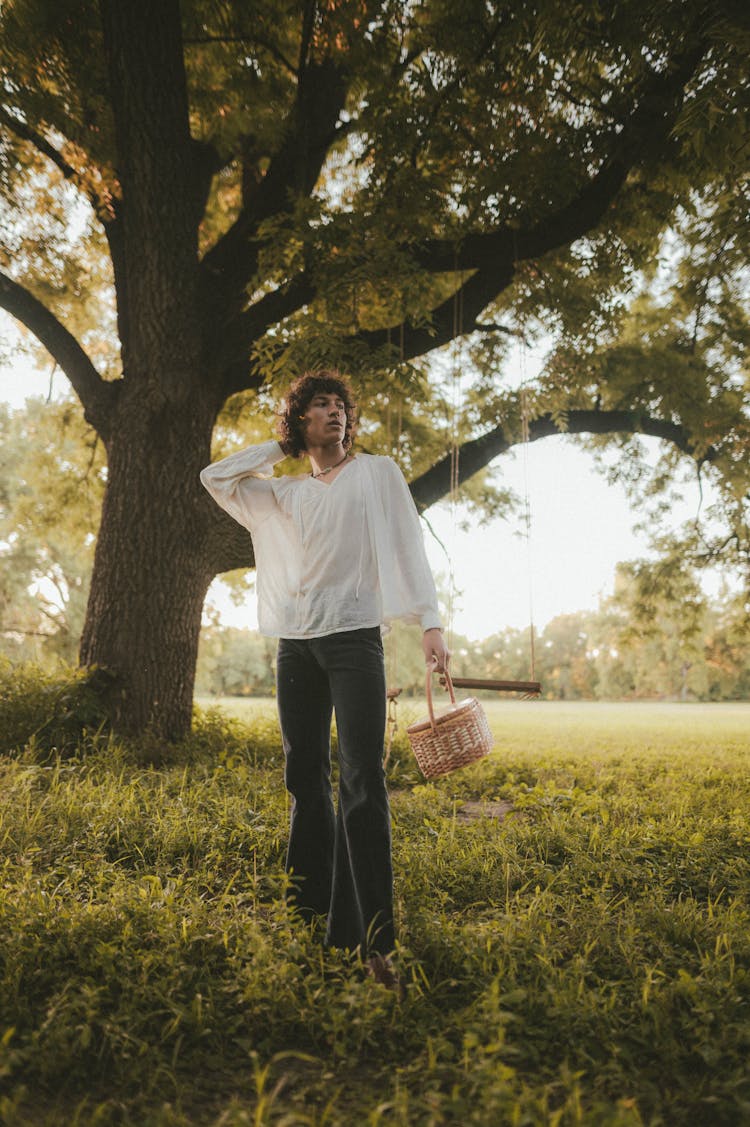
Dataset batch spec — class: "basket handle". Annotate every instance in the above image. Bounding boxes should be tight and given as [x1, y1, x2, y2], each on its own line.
[425, 659, 457, 730]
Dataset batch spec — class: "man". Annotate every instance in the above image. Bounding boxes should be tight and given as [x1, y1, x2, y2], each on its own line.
[200, 370, 449, 988]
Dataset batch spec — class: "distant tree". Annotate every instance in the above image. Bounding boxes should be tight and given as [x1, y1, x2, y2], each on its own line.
[533, 612, 598, 700]
[0, 398, 105, 664]
[702, 593, 750, 700]
[461, 624, 539, 689]
[1, 0, 747, 738]
[590, 559, 709, 699]
[196, 622, 277, 697]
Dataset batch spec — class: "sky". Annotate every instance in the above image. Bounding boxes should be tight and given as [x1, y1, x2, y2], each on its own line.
[2, 316, 709, 643]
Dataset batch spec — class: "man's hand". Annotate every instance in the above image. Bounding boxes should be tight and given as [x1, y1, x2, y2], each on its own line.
[422, 627, 450, 673]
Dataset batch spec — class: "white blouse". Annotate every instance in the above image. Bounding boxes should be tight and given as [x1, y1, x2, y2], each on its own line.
[199, 440, 442, 639]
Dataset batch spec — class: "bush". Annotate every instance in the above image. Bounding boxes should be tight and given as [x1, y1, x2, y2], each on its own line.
[191, 703, 282, 769]
[0, 659, 112, 759]
[118, 703, 280, 769]
[0, 660, 284, 769]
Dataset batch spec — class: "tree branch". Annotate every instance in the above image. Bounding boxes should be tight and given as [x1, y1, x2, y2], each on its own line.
[414, 45, 707, 275]
[182, 34, 298, 77]
[402, 13, 511, 174]
[474, 321, 523, 338]
[297, 0, 318, 76]
[0, 107, 78, 179]
[1, 627, 59, 638]
[344, 43, 707, 368]
[0, 269, 118, 441]
[408, 408, 715, 512]
[352, 263, 515, 363]
[217, 272, 316, 398]
[0, 107, 115, 225]
[199, 55, 347, 310]
[390, 45, 424, 80]
[0, 109, 132, 361]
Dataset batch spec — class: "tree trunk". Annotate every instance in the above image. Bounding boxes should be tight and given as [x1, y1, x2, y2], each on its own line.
[76, 2, 220, 742]
[79, 385, 217, 740]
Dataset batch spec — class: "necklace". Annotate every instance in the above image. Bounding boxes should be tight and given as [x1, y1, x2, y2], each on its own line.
[311, 452, 350, 479]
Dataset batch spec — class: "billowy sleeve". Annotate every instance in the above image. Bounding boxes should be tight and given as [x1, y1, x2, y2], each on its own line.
[199, 439, 285, 532]
[381, 457, 443, 632]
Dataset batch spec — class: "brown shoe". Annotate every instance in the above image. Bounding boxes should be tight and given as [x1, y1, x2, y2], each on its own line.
[366, 954, 405, 997]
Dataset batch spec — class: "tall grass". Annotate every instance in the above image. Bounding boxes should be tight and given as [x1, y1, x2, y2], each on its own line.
[1, 693, 749, 1124]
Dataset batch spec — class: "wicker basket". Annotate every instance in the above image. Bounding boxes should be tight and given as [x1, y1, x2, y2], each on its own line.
[407, 665, 494, 780]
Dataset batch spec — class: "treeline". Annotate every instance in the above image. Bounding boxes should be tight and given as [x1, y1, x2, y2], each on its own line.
[195, 564, 750, 701]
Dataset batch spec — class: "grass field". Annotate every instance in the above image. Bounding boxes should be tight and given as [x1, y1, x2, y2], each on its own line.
[200, 695, 750, 756]
[1, 700, 749, 1125]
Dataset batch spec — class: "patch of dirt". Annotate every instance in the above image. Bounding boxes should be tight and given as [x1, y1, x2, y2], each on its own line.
[455, 800, 514, 823]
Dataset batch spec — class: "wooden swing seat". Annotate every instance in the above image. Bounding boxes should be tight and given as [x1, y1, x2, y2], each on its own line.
[387, 678, 541, 699]
[440, 675, 541, 696]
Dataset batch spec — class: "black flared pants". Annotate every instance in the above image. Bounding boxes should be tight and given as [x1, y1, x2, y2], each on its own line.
[276, 626, 394, 956]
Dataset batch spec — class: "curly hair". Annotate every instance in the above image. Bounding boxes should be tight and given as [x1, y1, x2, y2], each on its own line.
[277, 370, 358, 459]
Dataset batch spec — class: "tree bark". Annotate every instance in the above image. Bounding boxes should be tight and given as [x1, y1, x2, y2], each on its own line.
[76, 1, 218, 740]
[79, 389, 218, 739]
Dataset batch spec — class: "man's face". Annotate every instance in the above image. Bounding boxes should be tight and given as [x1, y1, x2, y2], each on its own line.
[301, 391, 347, 449]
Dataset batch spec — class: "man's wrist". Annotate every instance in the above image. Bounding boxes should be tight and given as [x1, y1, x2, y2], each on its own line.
[421, 620, 443, 633]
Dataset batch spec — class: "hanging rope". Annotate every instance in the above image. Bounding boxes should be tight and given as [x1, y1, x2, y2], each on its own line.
[385, 265, 541, 735]
[383, 691, 399, 768]
[384, 312, 406, 766]
[510, 227, 538, 690]
[446, 254, 465, 651]
[438, 242, 541, 699]
[518, 327, 537, 684]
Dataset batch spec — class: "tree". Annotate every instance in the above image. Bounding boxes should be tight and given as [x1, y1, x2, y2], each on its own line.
[545, 181, 750, 598]
[590, 558, 709, 699]
[196, 620, 278, 697]
[1, 0, 747, 738]
[0, 397, 105, 665]
[702, 592, 750, 699]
